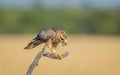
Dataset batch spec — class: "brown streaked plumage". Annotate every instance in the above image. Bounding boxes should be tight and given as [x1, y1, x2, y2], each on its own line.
[24, 28, 68, 60]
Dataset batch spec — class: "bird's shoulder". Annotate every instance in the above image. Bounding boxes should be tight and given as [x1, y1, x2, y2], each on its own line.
[37, 28, 56, 40]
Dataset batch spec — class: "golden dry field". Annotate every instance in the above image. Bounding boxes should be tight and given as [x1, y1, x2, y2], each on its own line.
[0, 35, 120, 75]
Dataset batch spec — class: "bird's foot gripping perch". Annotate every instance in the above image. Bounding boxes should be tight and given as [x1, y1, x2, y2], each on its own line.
[56, 54, 62, 60]
[52, 52, 62, 60]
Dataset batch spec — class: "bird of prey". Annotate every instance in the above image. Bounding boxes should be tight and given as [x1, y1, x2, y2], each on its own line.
[24, 28, 68, 60]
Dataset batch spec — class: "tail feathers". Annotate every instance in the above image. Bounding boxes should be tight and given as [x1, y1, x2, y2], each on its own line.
[24, 39, 42, 50]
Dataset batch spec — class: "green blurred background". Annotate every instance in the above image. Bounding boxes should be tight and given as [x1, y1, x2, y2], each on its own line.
[0, 0, 120, 35]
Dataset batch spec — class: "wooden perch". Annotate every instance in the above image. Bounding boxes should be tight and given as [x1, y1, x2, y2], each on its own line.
[26, 45, 69, 75]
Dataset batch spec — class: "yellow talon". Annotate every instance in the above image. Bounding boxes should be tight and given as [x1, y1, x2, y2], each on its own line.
[49, 48, 62, 60]
[56, 54, 62, 60]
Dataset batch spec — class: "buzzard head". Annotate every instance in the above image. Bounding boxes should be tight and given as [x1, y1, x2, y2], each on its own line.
[60, 31, 68, 46]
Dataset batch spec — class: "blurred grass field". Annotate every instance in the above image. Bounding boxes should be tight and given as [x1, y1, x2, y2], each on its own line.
[0, 35, 120, 75]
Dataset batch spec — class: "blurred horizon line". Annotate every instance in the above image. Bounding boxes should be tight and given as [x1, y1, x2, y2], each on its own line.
[0, 0, 120, 9]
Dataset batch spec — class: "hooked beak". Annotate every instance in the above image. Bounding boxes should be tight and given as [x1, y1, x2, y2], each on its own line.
[62, 41, 67, 46]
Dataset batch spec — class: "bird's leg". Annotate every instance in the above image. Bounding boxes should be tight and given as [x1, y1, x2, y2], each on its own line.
[50, 48, 62, 60]
[46, 40, 62, 60]
[52, 43, 62, 60]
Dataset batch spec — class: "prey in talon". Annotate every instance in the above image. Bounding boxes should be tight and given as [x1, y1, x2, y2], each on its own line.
[24, 28, 68, 60]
